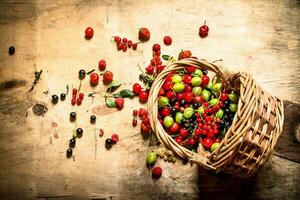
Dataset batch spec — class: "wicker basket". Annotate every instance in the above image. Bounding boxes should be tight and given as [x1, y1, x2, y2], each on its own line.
[147, 58, 284, 178]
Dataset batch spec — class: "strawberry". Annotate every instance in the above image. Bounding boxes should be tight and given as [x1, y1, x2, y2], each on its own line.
[115, 97, 124, 110]
[138, 27, 150, 41]
[103, 71, 113, 85]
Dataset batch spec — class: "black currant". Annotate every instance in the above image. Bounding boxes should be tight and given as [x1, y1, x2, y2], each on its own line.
[69, 138, 76, 148]
[70, 112, 76, 121]
[105, 138, 113, 149]
[79, 69, 86, 80]
[66, 148, 73, 158]
[60, 93, 66, 101]
[52, 95, 59, 104]
[90, 115, 96, 123]
[8, 46, 15, 55]
[76, 128, 83, 138]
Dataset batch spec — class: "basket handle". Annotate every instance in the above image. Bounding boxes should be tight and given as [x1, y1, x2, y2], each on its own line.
[174, 58, 240, 90]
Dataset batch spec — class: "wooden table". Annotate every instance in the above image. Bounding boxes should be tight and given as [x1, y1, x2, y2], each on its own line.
[0, 0, 299, 199]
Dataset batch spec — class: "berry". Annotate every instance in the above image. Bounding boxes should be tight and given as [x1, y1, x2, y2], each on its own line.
[78, 69, 86, 80]
[183, 74, 193, 84]
[145, 65, 154, 74]
[103, 71, 113, 85]
[199, 21, 209, 38]
[139, 108, 148, 117]
[132, 119, 138, 127]
[85, 27, 94, 39]
[69, 138, 76, 148]
[90, 73, 99, 85]
[133, 109, 138, 116]
[178, 50, 192, 60]
[161, 107, 171, 117]
[111, 134, 119, 143]
[114, 36, 121, 43]
[72, 88, 77, 95]
[76, 128, 83, 138]
[184, 92, 194, 103]
[163, 36, 172, 45]
[139, 90, 149, 103]
[164, 116, 174, 128]
[122, 44, 127, 52]
[8, 46, 15, 55]
[146, 152, 157, 165]
[76, 98, 82, 105]
[79, 93, 84, 100]
[202, 137, 213, 149]
[169, 122, 180, 133]
[70, 112, 76, 121]
[66, 148, 73, 158]
[105, 138, 113, 149]
[132, 83, 142, 95]
[98, 59, 106, 71]
[52, 95, 59, 104]
[90, 115, 96, 123]
[152, 167, 162, 179]
[132, 43, 137, 50]
[127, 40, 132, 48]
[60, 93, 66, 101]
[152, 44, 161, 52]
[139, 27, 150, 41]
[122, 38, 128, 43]
[201, 75, 210, 86]
[115, 97, 124, 110]
[186, 66, 196, 74]
[71, 98, 76, 105]
[175, 136, 182, 144]
[117, 43, 123, 51]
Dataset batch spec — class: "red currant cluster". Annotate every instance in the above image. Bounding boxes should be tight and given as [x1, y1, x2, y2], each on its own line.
[157, 54, 239, 151]
[113, 36, 137, 52]
[71, 88, 84, 105]
[132, 108, 152, 136]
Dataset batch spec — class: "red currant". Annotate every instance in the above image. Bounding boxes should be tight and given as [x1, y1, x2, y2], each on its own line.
[163, 36, 172, 45]
[202, 137, 213, 148]
[161, 107, 171, 117]
[79, 93, 84, 100]
[85, 27, 94, 39]
[90, 73, 99, 85]
[199, 21, 209, 38]
[201, 75, 209, 86]
[183, 74, 193, 84]
[72, 88, 77, 95]
[98, 59, 106, 71]
[132, 83, 142, 95]
[139, 90, 149, 103]
[133, 109, 138, 116]
[122, 38, 127, 43]
[114, 36, 121, 43]
[152, 44, 161, 52]
[132, 43, 137, 50]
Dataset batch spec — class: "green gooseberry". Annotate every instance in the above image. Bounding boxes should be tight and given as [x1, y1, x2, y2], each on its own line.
[206, 80, 213, 90]
[164, 116, 174, 128]
[211, 142, 220, 152]
[193, 69, 203, 77]
[159, 96, 169, 106]
[201, 89, 211, 102]
[209, 98, 219, 105]
[191, 76, 202, 87]
[212, 83, 222, 94]
[183, 107, 194, 119]
[175, 112, 183, 124]
[229, 93, 239, 103]
[216, 109, 224, 119]
[171, 74, 182, 83]
[146, 152, 157, 165]
[198, 106, 204, 114]
[173, 82, 185, 93]
[192, 86, 202, 96]
[229, 103, 237, 112]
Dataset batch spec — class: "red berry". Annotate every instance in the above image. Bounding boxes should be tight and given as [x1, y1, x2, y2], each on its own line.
[177, 93, 185, 100]
[79, 93, 84, 100]
[184, 92, 194, 103]
[115, 97, 124, 110]
[184, 85, 192, 93]
[186, 66, 196, 74]
[114, 36, 121, 43]
[111, 133, 119, 143]
[76, 98, 82, 105]
[139, 90, 149, 103]
[138, 27, 150, 41]
[72, 88, 77, 95]
[188, 138, 196, 145]
[132, 119, 138, 127]
[122, 45, 127, 52]
[163, 81, 173, 91]
[163, 36, 172, 45]
[156, 65, 165, 73]
[152, 166, 162, 179]
[166, 91, 175, 99]
[71, 98, 76, 105]
[98, 59, 106, 71]
[202, 137, 213, 149]
[133, 109, 138, 116]
[145, 65, 154, 74]
[132, 83, 142, 95]
[201, 75, 210, 86]
[180, 128, 189, 138]
[214, 138, 222, 143]
[152, 44, 161, 52]
[139, 108, 148, 117]
[122, 38, 127, 43]
[175, 136, 182, 144]
[220, 92, 229, 101]
[170, 122, 180, 133]
[183, 74, 193, 84]
[117, 43, 123, 51]
[127, 40, 132, 48]
[158, 88, 165, 96]
[161, 107, 171, 117]
[85, 27, 94, 39]
[178, 50, 192, 60]
[90, 73, 99, 85]
[103, 71, 113, 85]
[199, 21, 209, 38]
[132, 43, 137, 50]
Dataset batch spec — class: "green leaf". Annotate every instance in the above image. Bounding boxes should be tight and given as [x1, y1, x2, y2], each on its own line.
[106, 98, 116, 108]
[113, 89, 135, 98]
[162, 55, 170, 61]
[106, 80, 122, 93]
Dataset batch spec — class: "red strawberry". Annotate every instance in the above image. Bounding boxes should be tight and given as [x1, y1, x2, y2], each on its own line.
[139, 27, 150, 41]
[152, 166, 162, 179]
[103, 71, 113, 85]
[115, 97, 124, 110]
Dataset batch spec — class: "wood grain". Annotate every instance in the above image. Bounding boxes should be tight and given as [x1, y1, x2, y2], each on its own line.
[0, 0, 299, 199]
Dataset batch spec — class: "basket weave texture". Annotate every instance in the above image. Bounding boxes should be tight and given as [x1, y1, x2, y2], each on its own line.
[148, 58, 284, 177]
